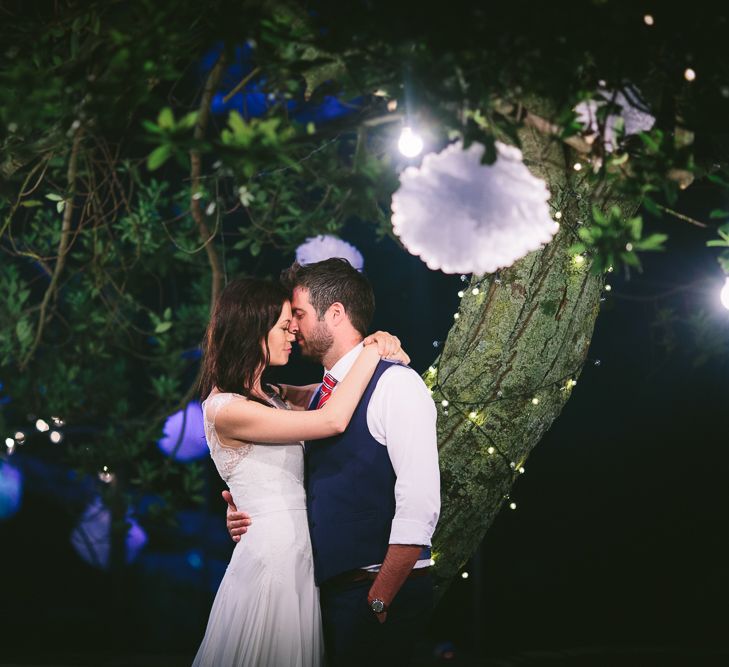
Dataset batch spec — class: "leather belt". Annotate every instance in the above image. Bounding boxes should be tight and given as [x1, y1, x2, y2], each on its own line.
[322, 566, 431, 590]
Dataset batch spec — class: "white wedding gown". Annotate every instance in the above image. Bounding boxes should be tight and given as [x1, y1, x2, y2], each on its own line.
[192, 392, 324, 667]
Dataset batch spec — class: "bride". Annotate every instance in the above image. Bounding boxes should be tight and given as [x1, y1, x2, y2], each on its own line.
[192, 277, 408, 667]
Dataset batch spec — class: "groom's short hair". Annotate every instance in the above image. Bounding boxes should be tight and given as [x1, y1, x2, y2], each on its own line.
[280, 258, 375, 337]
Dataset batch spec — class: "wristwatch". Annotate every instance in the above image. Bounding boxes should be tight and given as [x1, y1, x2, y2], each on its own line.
[369, 598, 387, 614]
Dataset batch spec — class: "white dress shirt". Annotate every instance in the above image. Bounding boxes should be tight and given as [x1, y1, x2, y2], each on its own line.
[325, 343, 440, 568]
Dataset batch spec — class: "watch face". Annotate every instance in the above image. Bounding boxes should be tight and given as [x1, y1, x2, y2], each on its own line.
[371, 599, 385, 613]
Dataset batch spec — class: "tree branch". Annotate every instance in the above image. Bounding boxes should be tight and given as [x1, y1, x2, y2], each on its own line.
[20, 129, 83, 369]
[191, 53, 227, 310]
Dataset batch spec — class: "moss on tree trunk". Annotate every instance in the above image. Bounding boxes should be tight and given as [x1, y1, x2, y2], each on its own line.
[429, 125, 635, 598]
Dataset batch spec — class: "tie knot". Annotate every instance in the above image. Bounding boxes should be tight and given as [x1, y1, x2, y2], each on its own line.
[322, 373, 337, 390]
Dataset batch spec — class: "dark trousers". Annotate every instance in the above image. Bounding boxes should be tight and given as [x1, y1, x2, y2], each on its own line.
[319, 573, 433, 667]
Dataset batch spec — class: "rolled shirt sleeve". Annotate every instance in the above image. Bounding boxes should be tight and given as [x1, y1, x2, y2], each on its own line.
[366, 363, 440, 547]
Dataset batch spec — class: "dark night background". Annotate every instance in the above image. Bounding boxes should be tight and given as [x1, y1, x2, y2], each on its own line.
[2, 179, 728, 666]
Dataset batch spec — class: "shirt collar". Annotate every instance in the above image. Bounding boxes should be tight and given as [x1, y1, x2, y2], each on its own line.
[325, 342, 364, 383]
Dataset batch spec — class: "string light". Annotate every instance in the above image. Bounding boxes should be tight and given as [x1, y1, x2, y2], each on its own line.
[607, 265, 614, 272]
[625, 243, 633, 251]
[429, 558, 436, 566]
[684, 68, 696, 82]
[453, 312, 460, 319]
[605, 284, 612, 292]
[518, 466, 525, 474]
[643, 14, 654, 26]
[397, 126, 424, 158]
[573, 254, 586, 267]
[5, 437, 13, 448]
[461, 572, 469, 579]
[49, 431, 63, 444]
[471, 287, 480, 295]
[441, 399, 449, 407]
[35, 419, 49, 433]
[51, 416, 64, 427]
[457, 290, 464, 298]
[98, 466, 114, 484]
[487, 446, 495, 454]
[509, 502, 517, 510]
[720, 277, 729, 311]
[531, 397, 539, 405]
[573, 162, 583, 171]
[387, 99, 398, 112]
[14, 432, 25, 443]
[554, 211, 562, 220]
[469, 411, 478, 419]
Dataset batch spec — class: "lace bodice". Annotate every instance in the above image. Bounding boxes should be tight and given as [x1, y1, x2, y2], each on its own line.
[202, 392, 307, 517]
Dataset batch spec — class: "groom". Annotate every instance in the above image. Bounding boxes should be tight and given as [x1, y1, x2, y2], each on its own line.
[224, 257, 440, 665]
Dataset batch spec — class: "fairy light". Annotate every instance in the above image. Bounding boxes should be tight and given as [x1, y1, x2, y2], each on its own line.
[51, 416, 64, 427]
[487, 446, 495, 454]
[398, 126, 424, 158]
[605, 284, 612, 292]
[573, 162, 583, 172]
[429, 558, 436, 566]
[518, 466, 525, 474]
[573, 254, 586, 267]
[441, 400, 449, 407]
[554, 211, 562, 220]
[607, 265, 614, 272]
[35, 419, 49, 433]
[49, 431, 63, 444]
[387, 99, 398, 112]
[98, 466, 114, 484]
[531, 397, 539, 405]
[457, 290, 464, 298]
[5, 437, 13, 448]
[643, 14, 654, 26]
[684, 68, 696, 82]
[720, 277, 729, 311]
[453, 312, 460, 319]
[461, 572, 469, 579]
[625, 243, 633, 251]
[509, 502, 517, 510]
[471, 287, 480, 296]
[469, 411, 478, 419]
[14, 432, 25, 443]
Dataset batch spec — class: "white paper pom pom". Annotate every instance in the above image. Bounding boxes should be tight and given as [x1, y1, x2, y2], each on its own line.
[295, 235, 364, 271]
[575, 87, 655, 152]
[390, 141, 559, 275]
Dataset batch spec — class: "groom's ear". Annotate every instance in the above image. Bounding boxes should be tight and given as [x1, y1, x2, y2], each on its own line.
[326, 301, 347, 327]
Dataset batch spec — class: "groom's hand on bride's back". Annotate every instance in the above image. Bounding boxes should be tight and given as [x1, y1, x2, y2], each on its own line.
[222, 490, 252, 542]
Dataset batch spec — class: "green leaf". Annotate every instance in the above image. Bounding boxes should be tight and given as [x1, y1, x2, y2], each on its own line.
[709, 209, 729, 219]
[16, 319, 32, 345]
[157, 108, 174, 130]
[45, 193, 63, 202]
[636, 233, 668, 251]
[154, 321, 172, 334]
[20, 199, 42, 208]
[147, 145, 171, 171]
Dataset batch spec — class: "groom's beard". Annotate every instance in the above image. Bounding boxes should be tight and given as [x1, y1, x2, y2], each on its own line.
[299, 321, 333, 363]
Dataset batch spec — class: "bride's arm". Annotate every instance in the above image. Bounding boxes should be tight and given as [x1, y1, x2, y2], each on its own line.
[215, 336, 409, 445]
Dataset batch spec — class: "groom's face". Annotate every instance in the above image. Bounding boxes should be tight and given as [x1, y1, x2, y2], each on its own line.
[290, 286, 333, 362]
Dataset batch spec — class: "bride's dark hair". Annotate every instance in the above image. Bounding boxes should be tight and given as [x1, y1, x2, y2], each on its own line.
[198, 277, 289, 402]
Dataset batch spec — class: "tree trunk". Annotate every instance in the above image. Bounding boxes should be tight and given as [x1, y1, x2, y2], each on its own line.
[430, 123, 633, 598]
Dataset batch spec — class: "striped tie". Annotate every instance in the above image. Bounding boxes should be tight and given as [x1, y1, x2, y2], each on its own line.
[316, 372, 338, 409]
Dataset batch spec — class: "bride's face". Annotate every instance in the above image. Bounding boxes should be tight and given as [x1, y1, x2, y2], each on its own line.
[266, 301, 295, 366]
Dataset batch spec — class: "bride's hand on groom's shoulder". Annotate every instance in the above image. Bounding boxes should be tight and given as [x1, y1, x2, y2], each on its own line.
[222, 490, 252, 543]
[363, 331, 410, 366]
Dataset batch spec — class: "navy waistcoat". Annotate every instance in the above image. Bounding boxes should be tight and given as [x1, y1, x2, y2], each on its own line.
[305, 360, 406, 585]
